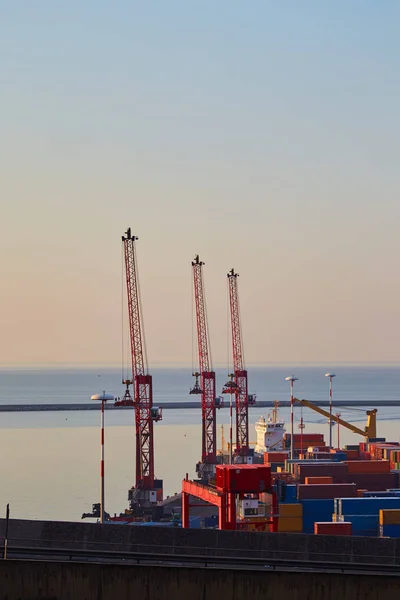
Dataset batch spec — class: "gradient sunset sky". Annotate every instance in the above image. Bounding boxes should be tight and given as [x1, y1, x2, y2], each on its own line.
[1, 2, 399, 366]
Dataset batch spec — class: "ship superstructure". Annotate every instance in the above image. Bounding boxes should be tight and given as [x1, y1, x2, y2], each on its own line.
[255, 401, 286, 453]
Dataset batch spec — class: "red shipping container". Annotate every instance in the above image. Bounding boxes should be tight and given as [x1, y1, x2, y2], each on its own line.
[296, 463, 348, 484]
[360, 452, 371, 460]
[347, 472, 398, 491]
[216, 465, 271, 492]
[285, 433, 325, 443]
[346, 460, 390, 474]
[298, 483, 357, 500]
[314, 522, 352, 536]
[344, 450, 360, 460]
[264, 452, 289, 464]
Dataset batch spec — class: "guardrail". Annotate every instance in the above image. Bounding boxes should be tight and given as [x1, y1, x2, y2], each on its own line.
[1, 544, 400, 575]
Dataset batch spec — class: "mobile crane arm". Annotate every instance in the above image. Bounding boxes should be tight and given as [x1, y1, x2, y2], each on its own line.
[293, 398, 377, 441]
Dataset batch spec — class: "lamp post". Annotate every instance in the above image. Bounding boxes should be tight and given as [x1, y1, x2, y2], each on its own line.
[91, 391, 114, 524]
[336, 413, 341, 449]
[325, 373, 336, 449]
[285, 376, 298, 461]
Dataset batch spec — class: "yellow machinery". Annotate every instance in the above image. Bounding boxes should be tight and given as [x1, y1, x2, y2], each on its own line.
[293, 398, 377, 441]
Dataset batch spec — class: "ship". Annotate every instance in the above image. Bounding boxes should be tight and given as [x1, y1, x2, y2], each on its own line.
[254, 401, 286, 454]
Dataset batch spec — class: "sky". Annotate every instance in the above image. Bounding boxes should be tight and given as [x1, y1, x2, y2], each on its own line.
[1, 1, 400, 367]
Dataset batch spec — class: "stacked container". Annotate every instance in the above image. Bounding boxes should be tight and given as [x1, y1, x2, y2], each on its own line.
[298, 483, 356, 500]
[301, 499, 334, 533]
[336, 497, 400, 536]
[314, 522, 352, 535]
[278, 503, 302, 532]
[379, 509, 400, 538]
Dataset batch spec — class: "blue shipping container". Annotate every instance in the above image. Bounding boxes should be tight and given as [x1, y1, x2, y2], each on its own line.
[332, 453, 347, 462]
[362, 491, 398, 498]
[339, 497, 400, 516]
[380, 524, 400, 538]
[277, 484, 298, 503]
[301, 499, 334, 534]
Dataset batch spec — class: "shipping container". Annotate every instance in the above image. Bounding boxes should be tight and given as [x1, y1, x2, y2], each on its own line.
[304, 476, 333, 485]
[346, 473, 397, 491]
[342, 450, 360, 460]
[345, 460, 390, 474]
[379, 509, 400, 525]
[301, 499, 334, 533]
[264, 452, 289, 464]
[279, 503, 302, 517]
[216, 465, 271, 492]
[363, 491, 398, 498]
[298, 483, 357, 500]
[275, 482, 298, 503]
[340, 514, 378, 536]
[296, 462, 348, 484]
[285, 433, 325, 443]
[379, 524, 400, 538]
[338, 497, 400, 516]
[314, 522, 352, 535]
[278, 517, 302, 532]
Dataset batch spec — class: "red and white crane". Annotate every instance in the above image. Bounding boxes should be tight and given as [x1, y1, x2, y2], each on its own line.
[120, 228, 162, 512]
[224, 269, 255, 460]
[190, 255, 221, 480]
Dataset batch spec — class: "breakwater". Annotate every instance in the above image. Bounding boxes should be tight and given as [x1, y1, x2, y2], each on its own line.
[0, 400, 399, 412]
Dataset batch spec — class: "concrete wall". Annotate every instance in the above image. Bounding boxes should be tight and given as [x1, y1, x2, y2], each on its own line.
[1, 518, 400, 565]
[1, 559, 400, 600]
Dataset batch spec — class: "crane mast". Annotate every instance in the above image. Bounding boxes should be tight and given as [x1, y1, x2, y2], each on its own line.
[227, 269, 254, 457]
[122, 228, 162, 510]
[191, 255, 217, 477]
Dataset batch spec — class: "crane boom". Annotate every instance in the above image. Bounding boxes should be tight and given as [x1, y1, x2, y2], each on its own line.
[122, 228, 161, 492]
[192, 255, 217, 467]
[293, 398, 377, 440]
[227, 269, 249, 455]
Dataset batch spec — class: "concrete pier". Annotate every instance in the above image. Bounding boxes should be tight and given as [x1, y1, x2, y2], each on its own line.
[1, 559, 400, 600]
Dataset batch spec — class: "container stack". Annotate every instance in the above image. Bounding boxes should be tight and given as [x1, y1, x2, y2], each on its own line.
[301, 499, 334, 533]
[345, 460, 397, 491]
[335, 497, 400, 537]
[379, 509, 400, 538]
[264, 451, 289, 472]
[284, 433, 325, 452]
[277, 503, 302, 532]
[298, 483, 357, 500]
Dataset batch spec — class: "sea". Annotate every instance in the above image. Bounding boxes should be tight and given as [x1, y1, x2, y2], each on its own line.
[0, 365, 399, 523]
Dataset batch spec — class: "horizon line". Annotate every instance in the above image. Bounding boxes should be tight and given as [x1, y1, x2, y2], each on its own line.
[0, 361, 399, 370]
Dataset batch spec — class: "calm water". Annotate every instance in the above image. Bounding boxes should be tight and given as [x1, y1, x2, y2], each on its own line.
[0, 365, 399, 522]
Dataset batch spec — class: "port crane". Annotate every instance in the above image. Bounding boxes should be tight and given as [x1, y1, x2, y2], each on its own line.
[190, 255, 221, 480]
[120, 228, 162, 513]
[293, 398, 377, 441]
[223, 269, 256, 460]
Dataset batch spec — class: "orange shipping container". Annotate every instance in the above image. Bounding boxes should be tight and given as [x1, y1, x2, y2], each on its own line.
[345, 460, 390, 474]
[264, 452, 289, 464]
[304, 476, 333, 485]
